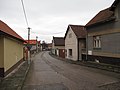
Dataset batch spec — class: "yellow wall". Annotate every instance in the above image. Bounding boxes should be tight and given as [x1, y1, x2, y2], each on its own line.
[0, 36, 4, 68]
[4, 37, 23, 72]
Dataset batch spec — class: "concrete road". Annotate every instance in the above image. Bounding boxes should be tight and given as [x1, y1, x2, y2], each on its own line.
[22, 51, 120, 90]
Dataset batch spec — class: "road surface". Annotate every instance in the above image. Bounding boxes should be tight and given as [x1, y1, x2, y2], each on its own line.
[22, 51, 120, 90]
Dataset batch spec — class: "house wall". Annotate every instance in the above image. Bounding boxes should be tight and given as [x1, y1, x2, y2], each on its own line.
[52, 46, 65, 55]
[0, 36, 4, 77]
[86, 19, 120, 64]
[79, 39, 86, 60]
[114, 1, 120, 19]
[52, 41, 55, 54]
[0, 36, 4, 68]
[65, 27, 78, 61]
[4, 37, 24, 72]
[54, 46, 65, 49]
[88, 32, 120, 57]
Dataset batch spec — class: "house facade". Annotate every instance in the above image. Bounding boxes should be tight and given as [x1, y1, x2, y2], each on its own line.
[52, 37, 65, 58]
[0, 20, 24, 77]
[82, 0, 120, 65]
[65, 25, 86, 61]
[47, 43, 52, 50]
[24, 40, 41, 54]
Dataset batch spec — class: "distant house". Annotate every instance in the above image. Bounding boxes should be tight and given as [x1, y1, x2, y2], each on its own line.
[47, 43, 52, 50]
[24, 40, 41, 54]
[52, 37, 65, 58]
[0, 20, 25, 77]
[83, 0, 120, 65]
[64, 25, 86, 61]
[41, 41, 48, 51]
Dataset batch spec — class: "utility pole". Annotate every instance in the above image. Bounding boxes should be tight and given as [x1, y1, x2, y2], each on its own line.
[28, 27, 31, 64]
[28, 27, 30, 44]
[36, 36, 38, 53]
[86, 28, 88, 61]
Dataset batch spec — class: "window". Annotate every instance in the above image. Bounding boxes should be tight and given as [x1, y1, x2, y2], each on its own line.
[93, 36, 101, 48]
[69, 49, 72, 56]
[69, 33, 72, 38]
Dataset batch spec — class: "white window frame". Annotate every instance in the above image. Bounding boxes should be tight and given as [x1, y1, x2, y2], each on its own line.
[93, 36, 101, 48]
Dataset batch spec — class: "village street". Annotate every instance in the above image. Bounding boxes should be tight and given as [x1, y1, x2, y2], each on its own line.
[22, 51, 120, 90]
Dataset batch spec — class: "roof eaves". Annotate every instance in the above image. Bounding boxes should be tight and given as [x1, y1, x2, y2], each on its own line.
[64, 25, 70, 39]
[86, 16, 116, 28]
[0, 30, 25, 42]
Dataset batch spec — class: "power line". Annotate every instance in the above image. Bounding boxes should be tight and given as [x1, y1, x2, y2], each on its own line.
[31, 31, 64, 35]
[21, 0, 29, 27]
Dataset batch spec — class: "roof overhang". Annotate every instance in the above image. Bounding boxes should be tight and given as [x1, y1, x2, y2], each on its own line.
[86, 16, 116, 28]
[0, 30, 25, 42]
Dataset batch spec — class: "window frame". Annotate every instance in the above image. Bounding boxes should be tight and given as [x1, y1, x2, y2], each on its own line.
[93, 35, 101, 49]
[69, 49, 72, 56]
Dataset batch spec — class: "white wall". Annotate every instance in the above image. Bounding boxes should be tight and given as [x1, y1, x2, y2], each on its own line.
[65, 27, 78, 61]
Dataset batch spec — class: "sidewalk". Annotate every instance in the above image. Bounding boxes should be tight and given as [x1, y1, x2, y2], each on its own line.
[0, 61, 30, 90]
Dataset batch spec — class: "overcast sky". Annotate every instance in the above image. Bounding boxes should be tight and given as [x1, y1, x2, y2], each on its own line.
[0, 0, 115, 43]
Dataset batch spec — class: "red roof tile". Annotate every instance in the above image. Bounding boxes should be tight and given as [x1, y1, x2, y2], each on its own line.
[0, 20, 24, 41]
[24, 40, 37, 45]
[64, 25, 86, 39]
[86, 8, 114, 26]
[53, 37, 65, 46]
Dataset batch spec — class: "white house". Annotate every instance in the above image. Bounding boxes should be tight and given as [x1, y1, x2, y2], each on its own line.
[64, 25, 86, 61]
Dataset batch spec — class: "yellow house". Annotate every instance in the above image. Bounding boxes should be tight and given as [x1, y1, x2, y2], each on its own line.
[0, 20, 25, 77]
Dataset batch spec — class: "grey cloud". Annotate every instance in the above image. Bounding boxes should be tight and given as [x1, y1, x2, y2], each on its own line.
[0, 0, 115, 42]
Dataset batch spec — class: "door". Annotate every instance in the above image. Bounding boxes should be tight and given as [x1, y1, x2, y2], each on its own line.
[59, 49, 65, 58]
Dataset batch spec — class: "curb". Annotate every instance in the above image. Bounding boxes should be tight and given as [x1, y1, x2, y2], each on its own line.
[20, 61, 32, 90]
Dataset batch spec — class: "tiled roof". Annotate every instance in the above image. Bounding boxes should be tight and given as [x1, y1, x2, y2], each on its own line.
[53, 37, 65, 46]
[86, 8, 114, 26]
[70, 25, 86, 38]
[24, 40, 37, 45]
[0, 20, 24, 41]
[47, 43, 52, 47]
[64, 25, 86, 39]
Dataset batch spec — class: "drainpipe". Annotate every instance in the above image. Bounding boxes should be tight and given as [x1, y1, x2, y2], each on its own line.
[86, 29, 88, 61]
[77, 38, 79, 61]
